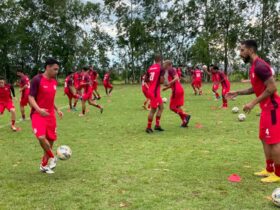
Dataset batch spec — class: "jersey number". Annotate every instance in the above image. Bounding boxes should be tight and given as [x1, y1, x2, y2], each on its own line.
[149, 72, 155, 81]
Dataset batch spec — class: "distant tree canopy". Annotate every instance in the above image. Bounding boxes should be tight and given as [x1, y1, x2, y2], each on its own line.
[0, 0, 279, 83]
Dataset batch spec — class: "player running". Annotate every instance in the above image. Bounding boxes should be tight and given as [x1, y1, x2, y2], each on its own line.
[16, 70, 30, 120]
[141, 74, 150, 110]
[72, 69, 81, 110]
[226, 40, 280, 183]
[203, 65, 221, 100]
[213, 66, 230, 108]
[64, 72, 80, 111]
[89, 66, 101, 100]
[0, 76, 20, 131]
[145, 55, 165, 133]
[191, 66, 203, 95]
[29, 58, 63, 174]
[103, 70, 113, 96]
[163, 60, 191, 127]
[79, 67, 103, 117]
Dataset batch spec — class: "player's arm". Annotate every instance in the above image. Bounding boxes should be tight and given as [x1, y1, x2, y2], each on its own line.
[225, 87, 254, 100]
[204, 68, 211, 76]
[54, 105, 63, 119]
[243, 77, 276, 113]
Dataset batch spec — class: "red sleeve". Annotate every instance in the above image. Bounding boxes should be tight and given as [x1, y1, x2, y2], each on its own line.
[255, 61, 272, 82]
[29, 75, 42, 98]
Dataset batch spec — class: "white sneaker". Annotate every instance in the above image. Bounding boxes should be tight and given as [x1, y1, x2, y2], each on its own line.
[40, 165, 55, 174]
[49, 157, 57, 169]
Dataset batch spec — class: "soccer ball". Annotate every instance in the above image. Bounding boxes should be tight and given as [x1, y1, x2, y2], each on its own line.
[272, 188, 280, 207]
[232, 107, 239, 113]
[162, 97, 168, 103]
[238, 113, 246, 121]
[57, 145, 72, 160]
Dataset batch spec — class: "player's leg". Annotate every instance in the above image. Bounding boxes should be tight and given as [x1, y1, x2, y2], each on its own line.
[20, 104, 25, 120]
[154, 103, 164, 131]
[88, 99, 103, 113]
[221, 87, 228, 108]
[191, 82, 197, 95]
[254, 141, 274, 177]
[146, 107, 156, 133]
[9, 107, 19, 131]
[212, 84, 220, 99]
[94, 89, 101, 99]
[108, 84, 113, 96]
[198, 81, 202, 95]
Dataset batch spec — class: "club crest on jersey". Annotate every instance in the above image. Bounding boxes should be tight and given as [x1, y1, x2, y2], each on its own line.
[54, 85, 57, 90]
[265, 128, 271, 138]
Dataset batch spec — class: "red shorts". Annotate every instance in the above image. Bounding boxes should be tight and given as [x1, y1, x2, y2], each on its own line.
[0, 101, 15, 114]
[82, 87, 93, 101]
[64, 88, 75, 99]
[31, 114, 57, 141]
[20, 90, 29, 107]
[103, 82, 113, 89]
[222, 86, 230, 96]
[142, 87, 150, 99]
[212, 83, 219, 91]
[170, 90, 184, 108]
[259, 109, 280, 144]
[193, 80, 202, 88]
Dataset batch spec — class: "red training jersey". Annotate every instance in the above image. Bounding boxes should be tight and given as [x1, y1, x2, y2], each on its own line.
[29, 74, 57, 116]
[250, 57, 280, 111]
[146, 63, 164, 97]
[64, 74, 74, 88]
[217, 71, 230, 88]
[0, 84, 14, 102]
[168, 68, 184, 93]
[103, 73, 110, 83]
[194, 69, 202, 81]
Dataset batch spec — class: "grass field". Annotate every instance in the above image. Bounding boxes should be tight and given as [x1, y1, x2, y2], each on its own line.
[0, 82, 279, 209]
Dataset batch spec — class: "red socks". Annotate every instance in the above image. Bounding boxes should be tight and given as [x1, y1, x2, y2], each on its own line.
[266, 159, 274, 172]
[155, 116, 161, 127]
[11, 120, 15, 126]
[215, 92, 220, 98]
[147, 119, 152, 129]
[275, 164, 280, 177]
[41, 154, 49, 167]
[222, 97, 227, 107]
[46, 149, 54, 158]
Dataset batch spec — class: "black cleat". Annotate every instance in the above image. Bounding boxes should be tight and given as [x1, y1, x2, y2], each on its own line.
[181, 115, 191, 127]
[100, 107, 103, 114]
[146, 128, 153, 134]
[154, 126, 164, 131]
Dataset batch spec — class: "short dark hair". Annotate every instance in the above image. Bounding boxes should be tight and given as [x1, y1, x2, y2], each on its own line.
[44, 58, 60, 69]
[17, 69, 24, 73]
[213, 65, 219, 70]
[82, 66, 89, 71]
[0, 76, 5, 81]
[154, 54, 162, 63]
[241, 40, 258, 52]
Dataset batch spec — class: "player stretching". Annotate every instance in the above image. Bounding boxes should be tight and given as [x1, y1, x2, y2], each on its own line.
[29, 58, 63, 174]
[191, 66, 203, 95]
[16, 70, 30, 120]
[163, 60, 191, 127]
[141, 74, 150, 110]
[226, 40, 280, 183]
[79, 67, 103, 117]
[103, 70, 113, 96]
[145, 55, 165, 133]
[213, 66, 230, 108]
[0, 77, 20, 131]
[203, 65, 221, 100]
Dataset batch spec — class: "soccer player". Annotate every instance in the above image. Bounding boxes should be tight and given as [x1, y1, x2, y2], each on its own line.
[141, 74, 150, 110]
[64, 72, 80, 111]
[0, 76, 20, 131]
[203, 65, 221, 100]
[145, 55, 165, 133]
[79, 67, 103, 117]
[226, 40, 280, 183]
[89, 66, 101, 100]
[213, 66, 230, 108]
[163, 60, 191, 127]
[17, 70, 30, 120]
[191, 66, 203, 95]
[72, 69, 81, 110]
[103, 70, 113, 96]
[29, 58, 63, 174]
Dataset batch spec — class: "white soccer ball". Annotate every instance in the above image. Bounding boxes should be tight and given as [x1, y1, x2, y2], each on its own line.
[57, 145, 72, 160]
[238, 113, 246, 121]
[272, 188, 280, 207]
[162, 97, 168, 103]
[232, 107, 239, 113]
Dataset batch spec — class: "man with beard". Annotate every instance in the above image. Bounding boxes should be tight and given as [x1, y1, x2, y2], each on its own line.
[226, 40, 280, 182]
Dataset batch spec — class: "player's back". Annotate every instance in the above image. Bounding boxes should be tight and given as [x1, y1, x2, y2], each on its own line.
[147, 63, 161, 90]
[194, 69, 202, 80]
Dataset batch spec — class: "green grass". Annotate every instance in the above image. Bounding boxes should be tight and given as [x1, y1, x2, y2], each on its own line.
[0, 83, 279, 209]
